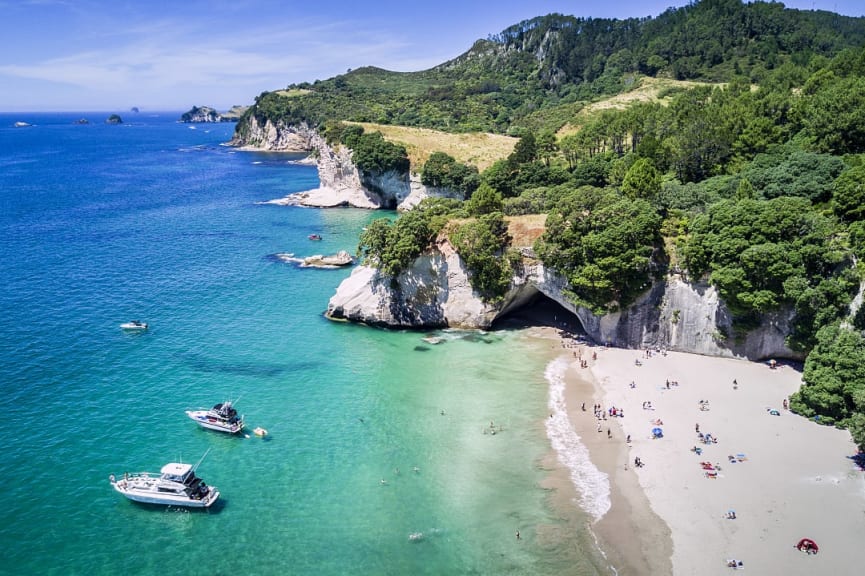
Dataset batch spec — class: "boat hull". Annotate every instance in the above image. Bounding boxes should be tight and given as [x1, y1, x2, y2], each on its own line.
[186, 410, 244, 434]
[110, 478, 219, 508]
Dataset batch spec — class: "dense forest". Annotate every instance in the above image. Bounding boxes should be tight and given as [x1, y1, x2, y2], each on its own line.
[237, 0, 865, 136]
[237, 0, 865, 449]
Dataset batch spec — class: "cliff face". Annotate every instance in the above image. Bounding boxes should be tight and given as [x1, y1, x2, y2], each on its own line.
[326, 241, 802, 361]
[229, 117, 462, 210]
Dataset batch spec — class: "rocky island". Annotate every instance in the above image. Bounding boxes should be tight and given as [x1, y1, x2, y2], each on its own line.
[181, 105, 249, 123]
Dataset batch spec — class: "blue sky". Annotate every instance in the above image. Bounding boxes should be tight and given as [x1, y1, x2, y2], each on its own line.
[1, 0, 862, 112]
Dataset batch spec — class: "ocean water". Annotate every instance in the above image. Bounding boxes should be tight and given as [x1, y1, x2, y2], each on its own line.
[0, 113, 604, 575]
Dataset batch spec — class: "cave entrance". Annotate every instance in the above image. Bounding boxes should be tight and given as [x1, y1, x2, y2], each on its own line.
[491, 291, 586, 337]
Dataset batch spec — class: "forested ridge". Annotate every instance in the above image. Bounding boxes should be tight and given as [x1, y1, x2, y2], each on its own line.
[236, 0, 865, 449]
[238, 0, 865, 135]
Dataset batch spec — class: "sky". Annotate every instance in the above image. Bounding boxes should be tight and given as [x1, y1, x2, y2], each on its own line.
[1, 0, 862, 112]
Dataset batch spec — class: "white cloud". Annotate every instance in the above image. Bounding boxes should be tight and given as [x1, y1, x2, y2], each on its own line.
[0, 14, 447, 108]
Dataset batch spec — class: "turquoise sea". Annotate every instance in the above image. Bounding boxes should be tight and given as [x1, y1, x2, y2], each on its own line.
[0, 113, 605, 575]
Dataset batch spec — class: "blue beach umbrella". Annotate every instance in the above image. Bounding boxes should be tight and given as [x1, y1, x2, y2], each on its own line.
[652, 427, 663, 438]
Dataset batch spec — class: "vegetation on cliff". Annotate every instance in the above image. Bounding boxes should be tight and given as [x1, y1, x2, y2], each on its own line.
[684, 197, 858, 351]
[244, 1, 865, 447]
[324, 123, 410, 174]
[791, 324, 865, 449]
[536, 189, 663, 313]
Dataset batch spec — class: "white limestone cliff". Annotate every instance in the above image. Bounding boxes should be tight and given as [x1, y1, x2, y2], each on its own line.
[326, 241, 802, 361]
[230, 117, 462, 210]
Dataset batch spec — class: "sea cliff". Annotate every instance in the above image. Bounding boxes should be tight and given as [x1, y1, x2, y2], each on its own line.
[229, 117, 464, 210]
[326, 235, 803, 361]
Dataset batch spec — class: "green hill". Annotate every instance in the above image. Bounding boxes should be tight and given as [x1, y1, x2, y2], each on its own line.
[237, 0, 865, 136]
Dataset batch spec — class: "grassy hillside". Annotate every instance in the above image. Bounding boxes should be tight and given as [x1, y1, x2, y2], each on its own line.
[557, 76, 717, 137]
[349, 122, 516, 172]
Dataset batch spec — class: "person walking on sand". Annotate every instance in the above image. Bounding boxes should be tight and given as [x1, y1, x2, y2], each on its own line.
[607, 428, 611, 439]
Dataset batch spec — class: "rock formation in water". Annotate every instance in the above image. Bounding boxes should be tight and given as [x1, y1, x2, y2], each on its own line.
[181, 105, 241, 123]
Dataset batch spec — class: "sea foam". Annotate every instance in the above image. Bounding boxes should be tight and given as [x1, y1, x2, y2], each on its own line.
[545, 357, 611, 521]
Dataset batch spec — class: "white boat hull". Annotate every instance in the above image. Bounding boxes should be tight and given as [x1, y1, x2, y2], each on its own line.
[186, 410, 244, 434]
[110, 476, 219, 508]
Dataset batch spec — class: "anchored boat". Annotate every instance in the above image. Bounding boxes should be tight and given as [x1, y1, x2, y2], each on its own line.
[186, 400, 244, 434]
[109, 451, 219, 508]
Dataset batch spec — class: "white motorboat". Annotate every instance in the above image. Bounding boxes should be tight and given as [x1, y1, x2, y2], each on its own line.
[120, 320, 148, 330]
[109, 453, 219, 508]
[186, 400, 244, 434]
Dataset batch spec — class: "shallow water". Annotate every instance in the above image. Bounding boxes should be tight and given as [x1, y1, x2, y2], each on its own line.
[0, 113, 605, 575]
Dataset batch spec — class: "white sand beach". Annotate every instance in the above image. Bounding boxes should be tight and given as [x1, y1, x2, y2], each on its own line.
[566, 345, 865, 575]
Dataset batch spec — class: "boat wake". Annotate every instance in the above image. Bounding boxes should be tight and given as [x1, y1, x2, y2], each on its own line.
[544, 357, 610, 521]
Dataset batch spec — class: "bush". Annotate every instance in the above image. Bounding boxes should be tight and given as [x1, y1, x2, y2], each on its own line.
[421, 152, 480, 195]
[536, 187, 663, 312]
[449, 212, 514, 302]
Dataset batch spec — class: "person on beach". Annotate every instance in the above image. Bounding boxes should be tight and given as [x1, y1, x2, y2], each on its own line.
[607, 428, 612, 439]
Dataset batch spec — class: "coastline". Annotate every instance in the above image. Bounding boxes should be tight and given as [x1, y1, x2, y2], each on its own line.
[553, 342, 865, 575]
[531, 327, 672, 576]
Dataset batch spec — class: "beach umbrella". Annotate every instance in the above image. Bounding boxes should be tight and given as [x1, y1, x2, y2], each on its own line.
[796, 538, 818, 553]
[652, 427, 663, 438]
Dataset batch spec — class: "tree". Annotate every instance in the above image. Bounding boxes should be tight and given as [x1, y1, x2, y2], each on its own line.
[794, 75, 865, 155]
[622, 157, 661, 200]
[735, 178, 755, 200]
[449, 212, 514, 301]
[466, 183, 503, 216]
[536, 131, 559, 166]
[421, 152, 480, 195]
[832, 165, 865, 222]
[791, 323, 865, 443]
[536, 188, 663, 312]
[509, 132, 538, 166]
